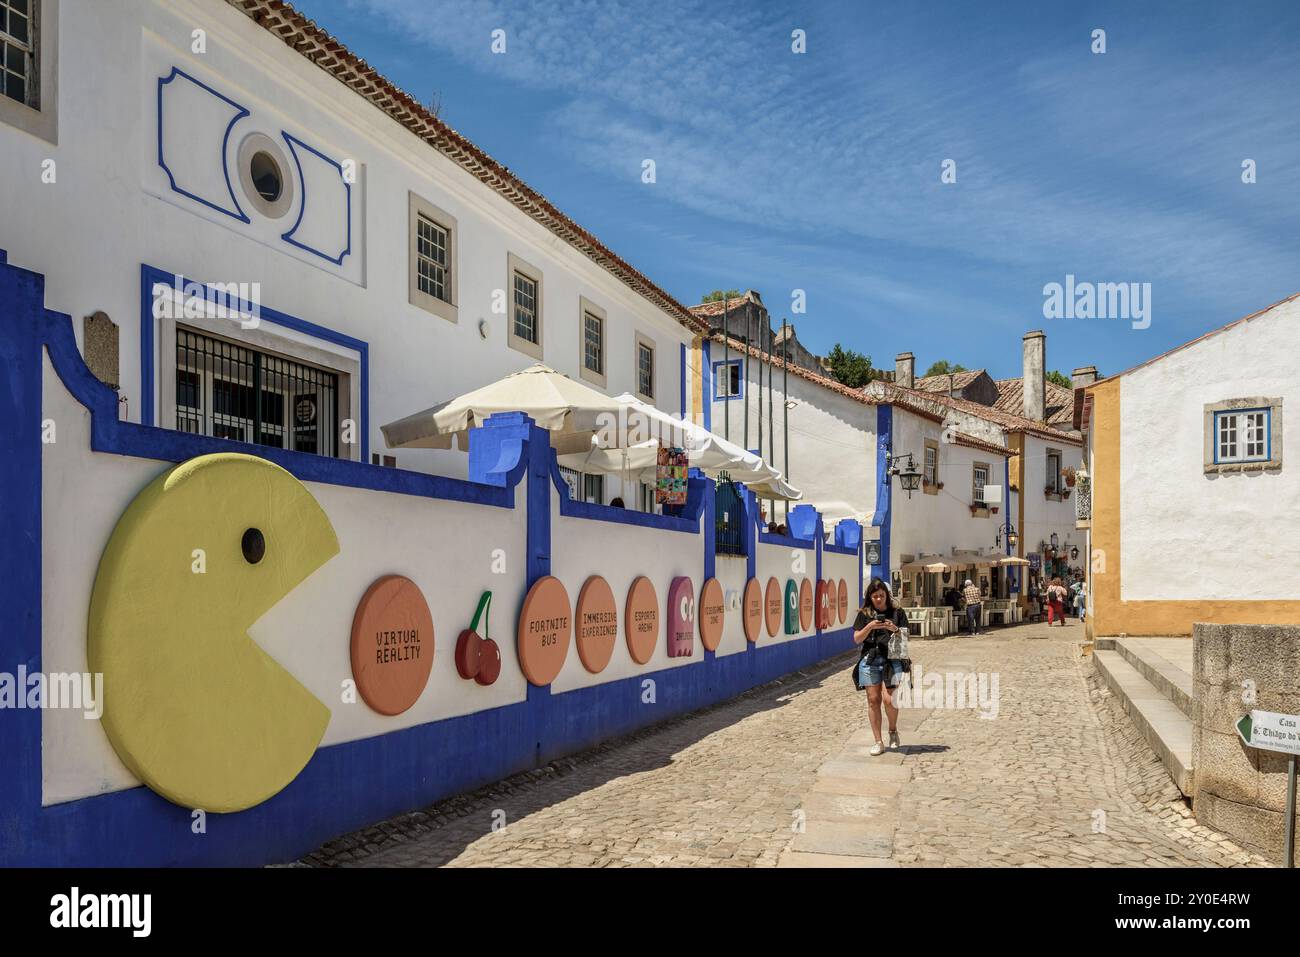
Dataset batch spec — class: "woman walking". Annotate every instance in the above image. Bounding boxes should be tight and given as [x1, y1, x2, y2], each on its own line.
[852, 578, 912, 755]
[1047, 577, 1067, 626]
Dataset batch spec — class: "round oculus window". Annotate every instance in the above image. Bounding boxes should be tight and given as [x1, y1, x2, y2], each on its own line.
[237, 133, 295, 219]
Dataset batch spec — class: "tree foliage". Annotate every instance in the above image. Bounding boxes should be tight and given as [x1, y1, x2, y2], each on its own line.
[701, 289, 743, 303]
[923, 360, 968, 377]
[825, 344, 875, 388]
[1046, 369, 1072, 389]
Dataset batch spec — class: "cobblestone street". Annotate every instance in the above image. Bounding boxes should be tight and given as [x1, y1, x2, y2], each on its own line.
[301, 621, 1270, 868]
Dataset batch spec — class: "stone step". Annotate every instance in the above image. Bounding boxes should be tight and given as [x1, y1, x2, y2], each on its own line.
[1114, 638, 1194, 720]
[1094, 650, 1195, 797]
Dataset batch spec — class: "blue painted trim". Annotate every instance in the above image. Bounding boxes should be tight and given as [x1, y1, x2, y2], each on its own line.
[1, 251, 861, 865]
[1004, 456, 1019, 594]
[823, 540, 858, 556]
[711, 358, 744, 402]
[869, 405, 893, 585]
[140, 264, 370, 461]
[550, 457, 703, 533]
[156, 68, 250, 224]
[280, 132, 353, 266]
[701, 339, 712, 433]
[1212, 407, 1271, 465]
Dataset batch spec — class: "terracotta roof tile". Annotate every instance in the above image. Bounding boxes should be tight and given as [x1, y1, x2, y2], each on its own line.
[992, 378, 1075, 426]
[915, 369, 986, 393]
[864, 380, 1082, 445]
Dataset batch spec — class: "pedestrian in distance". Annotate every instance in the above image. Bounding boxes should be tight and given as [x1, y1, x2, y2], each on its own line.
[1047, 577, 1068, 626]
[851, 578, 911, 755]
[962, 578, 983, 636]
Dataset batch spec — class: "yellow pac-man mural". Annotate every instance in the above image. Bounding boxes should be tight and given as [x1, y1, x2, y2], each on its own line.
[87, 454, 339, 813]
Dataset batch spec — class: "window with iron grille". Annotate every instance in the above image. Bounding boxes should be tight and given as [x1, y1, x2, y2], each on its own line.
[513, 271, 538, 344]
[175, 328, 340, 458]
[637, 339, 655, 399]
[0, 0, 36, 109]
[583, 310, 603, 375]
[415, 213, 448, 302]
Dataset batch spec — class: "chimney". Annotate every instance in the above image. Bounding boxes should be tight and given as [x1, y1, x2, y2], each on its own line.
[895, 352, 915, 390]
[1071, 366, 1098, 391]
[1022, 331, 1046, 422]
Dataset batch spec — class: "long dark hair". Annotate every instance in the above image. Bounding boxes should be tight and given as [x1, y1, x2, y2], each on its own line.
[861, 577, 895, 615]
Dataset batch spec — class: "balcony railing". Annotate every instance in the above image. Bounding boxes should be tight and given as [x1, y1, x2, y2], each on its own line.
[1075, 476, 1091, 526]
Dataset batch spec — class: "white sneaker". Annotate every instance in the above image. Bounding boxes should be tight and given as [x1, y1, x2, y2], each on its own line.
[869, 741, 885, 756]
[889, 731, 901, 750]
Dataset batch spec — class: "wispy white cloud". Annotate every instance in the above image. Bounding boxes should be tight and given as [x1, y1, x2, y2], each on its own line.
[341, 0, 1299, 327]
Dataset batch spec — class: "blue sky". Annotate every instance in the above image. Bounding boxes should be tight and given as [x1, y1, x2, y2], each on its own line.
[293, 0, 1299, 381]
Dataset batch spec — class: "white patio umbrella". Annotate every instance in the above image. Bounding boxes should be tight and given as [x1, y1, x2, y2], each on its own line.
[380, 363, 626, 453]
[555, 393, 802, 501]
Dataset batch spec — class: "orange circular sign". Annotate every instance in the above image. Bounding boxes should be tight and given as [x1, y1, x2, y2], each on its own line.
[698, 578, 725, 651]
[742, 578, 762, 643]
[517, 576, 572, 686]
[838, 579, 849, 623]
[799, 578, 814, 630]
[625, 576, 659, 664]
[350, 575, 435, 716]
[575, 576, 618, 674]
[764, 577, 782, 637]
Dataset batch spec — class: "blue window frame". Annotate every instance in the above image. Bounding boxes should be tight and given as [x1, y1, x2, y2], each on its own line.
[1213, 408, 1270, 464]
[713, 359, 743, 400]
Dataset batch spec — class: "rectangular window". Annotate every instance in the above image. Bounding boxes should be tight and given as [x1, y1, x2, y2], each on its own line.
[973, 463, 989, 504]
[513, 272, 537, 343]
[507, 253, 544, 360]
[923, 439, 939, 494]
[1216, 409, 1270, 463]
[415, 214, 448, 301]
[1046, 450, 1062, 493]
[715, 360, 742, 399]
[636, 335, 656, 401]
[584, 312, 603, 375]
[0, 0, 35, 109]
[408, 193, 457, 322]
[582, 473, 604, 505]
[1205, 399, 1282, 473]
[639, 481, 656, 513]
[175, 327, 339, 458]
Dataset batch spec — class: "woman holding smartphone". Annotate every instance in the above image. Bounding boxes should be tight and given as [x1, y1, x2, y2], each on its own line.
[852, 578, 912, 755]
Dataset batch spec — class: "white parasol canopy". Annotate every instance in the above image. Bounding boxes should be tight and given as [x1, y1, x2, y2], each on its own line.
[556, 393, 802, 501]
[380, 363, 626, 453]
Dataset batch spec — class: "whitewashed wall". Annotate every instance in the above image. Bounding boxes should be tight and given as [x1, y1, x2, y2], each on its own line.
[39, 354, 530, 805]
[1, 0, 694, 482]
[713, 557, 752, 658]
[1019, 432, 1084, 566]
[548, 502, 705, 694]
[1119, 300, 1300, 600]
[752, 540, 816, 647]
[709, 360, 878, 525]
[888, 408, 1006, 570]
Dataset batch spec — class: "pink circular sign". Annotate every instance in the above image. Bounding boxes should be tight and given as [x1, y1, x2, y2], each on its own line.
[667, 576, 695, 658]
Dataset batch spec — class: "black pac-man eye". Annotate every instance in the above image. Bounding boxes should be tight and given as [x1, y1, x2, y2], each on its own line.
[241, 528, 266, 565]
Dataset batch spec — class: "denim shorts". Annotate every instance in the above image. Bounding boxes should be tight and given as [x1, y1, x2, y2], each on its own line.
[858, 657, 905, 688]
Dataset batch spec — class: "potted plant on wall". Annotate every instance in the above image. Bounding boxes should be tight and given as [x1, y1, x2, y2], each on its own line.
[1063, 467, 1077, 488]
